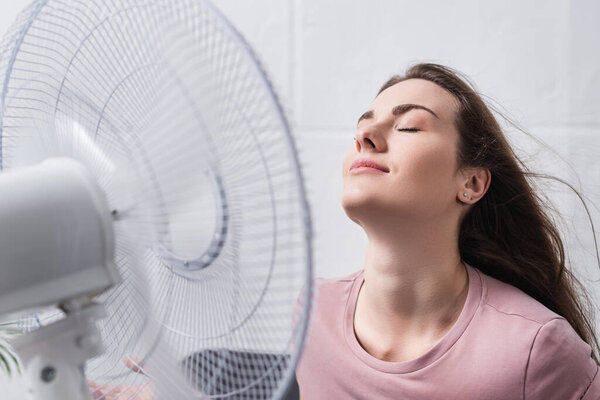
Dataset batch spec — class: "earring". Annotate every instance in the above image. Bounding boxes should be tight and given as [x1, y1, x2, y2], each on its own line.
[462, 193, 468, 197]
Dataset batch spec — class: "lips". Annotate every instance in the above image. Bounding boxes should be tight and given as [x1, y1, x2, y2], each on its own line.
[349, 158, 389, 173]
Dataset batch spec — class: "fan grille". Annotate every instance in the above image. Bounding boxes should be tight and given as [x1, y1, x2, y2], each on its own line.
[0, 0, 313, 398]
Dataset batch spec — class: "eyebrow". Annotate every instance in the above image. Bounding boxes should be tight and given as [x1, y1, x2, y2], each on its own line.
[357, 103, 439, 125]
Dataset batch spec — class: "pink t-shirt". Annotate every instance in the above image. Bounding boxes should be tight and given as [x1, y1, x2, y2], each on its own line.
[295, 264, 600, 399]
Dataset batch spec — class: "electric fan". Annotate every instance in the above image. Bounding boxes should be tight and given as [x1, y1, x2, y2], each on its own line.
[0, 0, 313, 399]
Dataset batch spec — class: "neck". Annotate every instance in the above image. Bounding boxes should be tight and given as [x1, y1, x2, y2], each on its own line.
[358, 216, 469, 335]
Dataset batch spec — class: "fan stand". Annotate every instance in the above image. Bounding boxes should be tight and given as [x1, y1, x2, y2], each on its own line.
[10, 299, 106, 400]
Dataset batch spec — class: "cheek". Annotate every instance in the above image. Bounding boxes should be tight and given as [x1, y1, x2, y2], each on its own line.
[341, 148, 354, 176]
[395, 142, 458, 192]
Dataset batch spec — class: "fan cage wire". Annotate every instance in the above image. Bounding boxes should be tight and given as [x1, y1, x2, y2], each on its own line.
[0, 0, 314, 399]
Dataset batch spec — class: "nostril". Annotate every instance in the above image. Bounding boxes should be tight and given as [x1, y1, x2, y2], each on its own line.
[355, 137, 376, 151]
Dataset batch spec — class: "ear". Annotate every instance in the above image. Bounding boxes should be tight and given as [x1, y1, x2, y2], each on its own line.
[457, 167, 491, 204]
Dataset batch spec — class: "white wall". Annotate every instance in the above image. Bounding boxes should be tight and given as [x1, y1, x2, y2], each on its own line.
[211, 0, 600, 288]
[1, 0, 599, 287]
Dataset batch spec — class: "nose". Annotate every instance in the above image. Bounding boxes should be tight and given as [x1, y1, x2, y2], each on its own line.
[354, 123, 384, 152]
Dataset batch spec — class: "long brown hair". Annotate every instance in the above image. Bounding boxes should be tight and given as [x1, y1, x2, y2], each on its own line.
[379, 63, 599, 361]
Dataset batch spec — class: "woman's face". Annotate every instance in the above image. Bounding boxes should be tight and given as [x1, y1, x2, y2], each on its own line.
[342, 78, 464, 224]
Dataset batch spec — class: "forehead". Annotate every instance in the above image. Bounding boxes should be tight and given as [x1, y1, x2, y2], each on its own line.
[372, 78, 458, 121]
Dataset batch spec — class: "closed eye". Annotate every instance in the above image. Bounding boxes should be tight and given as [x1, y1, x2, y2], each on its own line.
[397, 127, 420, 132]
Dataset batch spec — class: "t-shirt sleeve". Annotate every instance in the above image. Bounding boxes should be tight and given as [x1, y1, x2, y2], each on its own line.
[524, 318, 600, 400]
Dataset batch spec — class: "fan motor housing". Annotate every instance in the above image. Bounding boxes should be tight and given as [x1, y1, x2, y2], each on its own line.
[0, 158, 118, 315]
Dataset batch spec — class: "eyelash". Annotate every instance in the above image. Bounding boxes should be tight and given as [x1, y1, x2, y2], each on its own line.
[397, 127, 420, 132]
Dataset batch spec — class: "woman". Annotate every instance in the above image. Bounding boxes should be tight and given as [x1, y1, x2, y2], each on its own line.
[295, 63, 600, 399]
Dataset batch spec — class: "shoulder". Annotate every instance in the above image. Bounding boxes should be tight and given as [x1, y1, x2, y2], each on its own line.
[294, 270, 361, 319]
[477, 268, 561, 325]
[300, 270, 363, 328]
[472, 268, 599, 399]
[524, 318, 599, 399]
[316, 269, 362, 286]
[311, 269, 362, 299]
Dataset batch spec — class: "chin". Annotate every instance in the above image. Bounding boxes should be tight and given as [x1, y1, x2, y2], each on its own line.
[341, 190, 365, 210]
[342, 192, 384, 223]
[342, 191, 420, 224]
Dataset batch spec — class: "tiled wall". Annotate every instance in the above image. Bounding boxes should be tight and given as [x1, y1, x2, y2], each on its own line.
[2, 0, 599, 293]
[211, 1, 600, 291]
